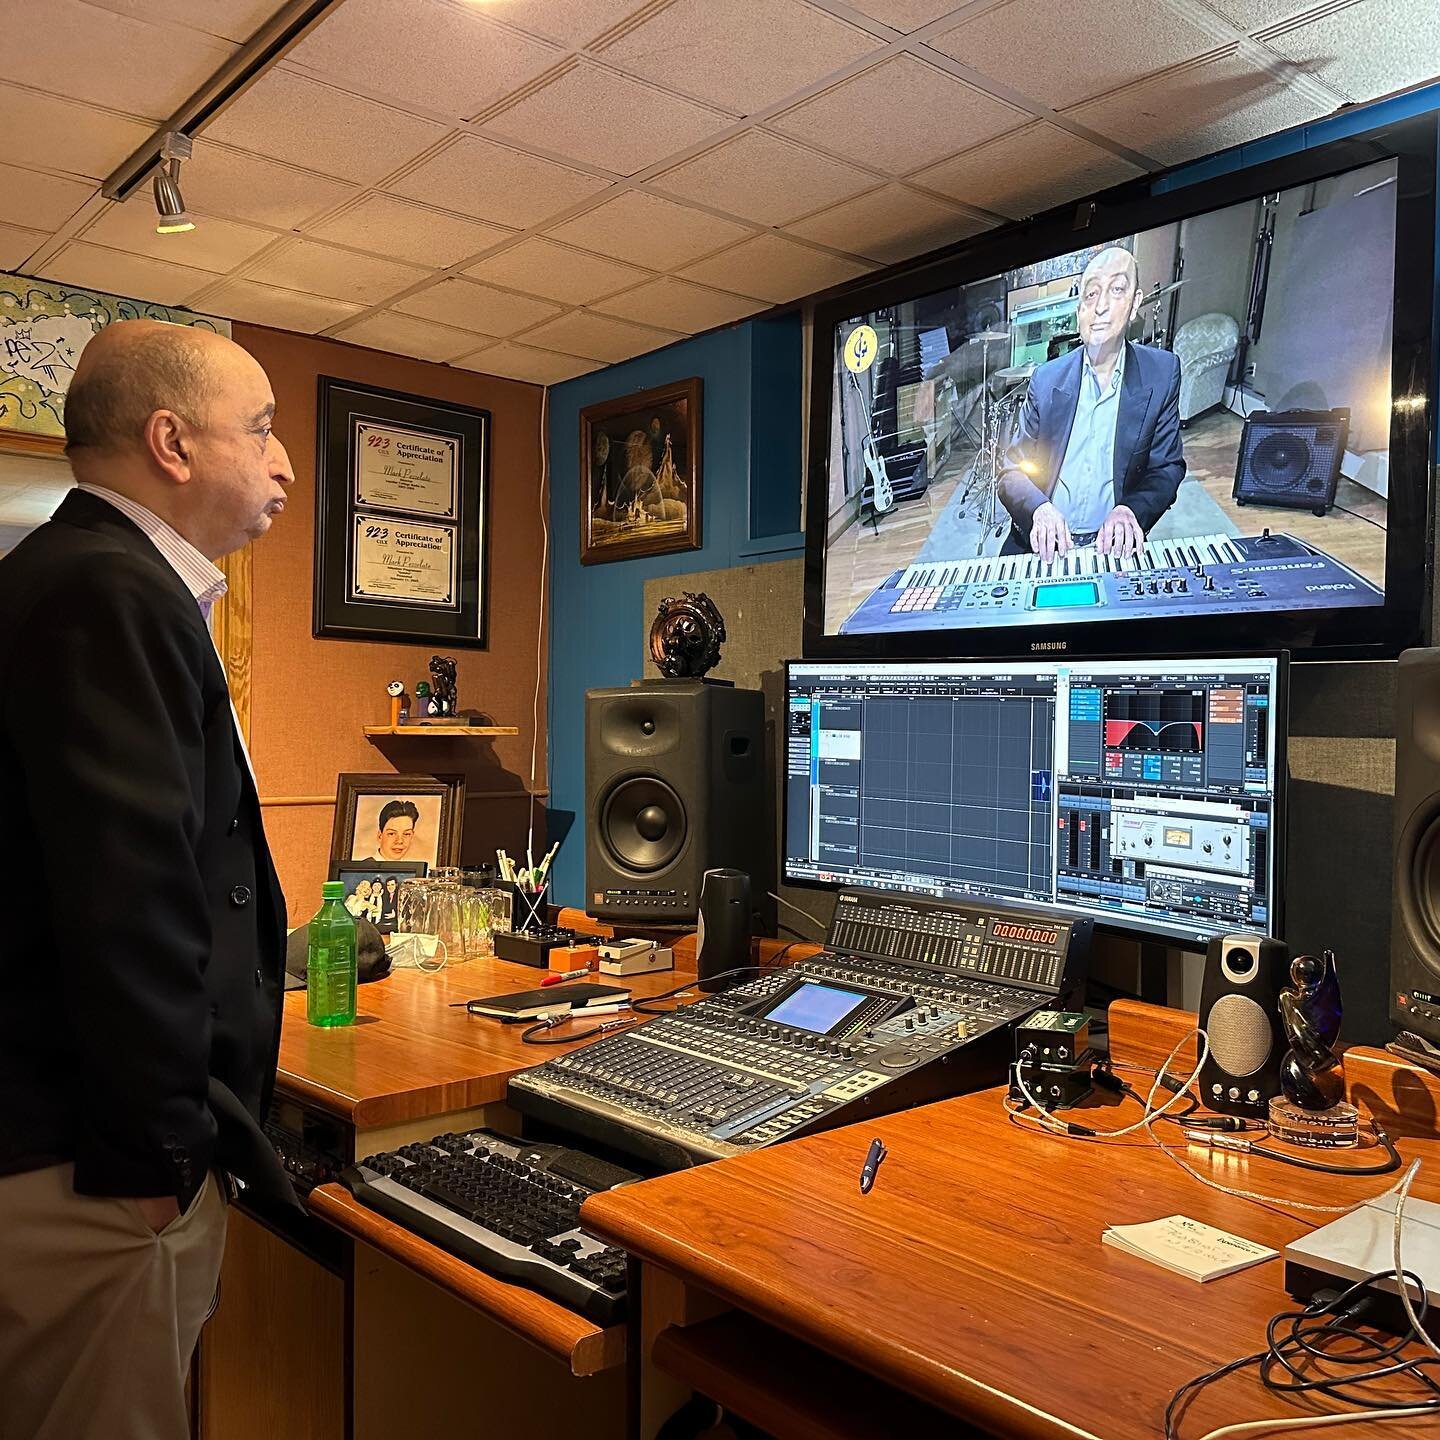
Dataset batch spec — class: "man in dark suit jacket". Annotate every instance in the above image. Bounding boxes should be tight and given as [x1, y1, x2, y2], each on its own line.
[998, 247, 1186, 562]
[0, 319, 295, 1438]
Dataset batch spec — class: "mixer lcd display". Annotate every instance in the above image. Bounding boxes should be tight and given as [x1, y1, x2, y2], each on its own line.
[804, 119, 1436, 660]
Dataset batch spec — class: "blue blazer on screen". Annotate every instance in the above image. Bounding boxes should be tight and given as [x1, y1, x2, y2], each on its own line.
[997, 340, 1186, 545]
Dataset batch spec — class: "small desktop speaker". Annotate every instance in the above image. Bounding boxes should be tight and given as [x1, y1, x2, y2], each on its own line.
[1391, 650, 1440, 1045]
[695, 869, 751, 994]
[1232, 407, 1349, 517]
[585, 680, 764, 924]
[1197, 932, 1289, 1117]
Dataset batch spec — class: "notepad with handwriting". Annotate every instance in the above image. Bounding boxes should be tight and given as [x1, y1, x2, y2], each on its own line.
[1102, 1215, 1278, 1282]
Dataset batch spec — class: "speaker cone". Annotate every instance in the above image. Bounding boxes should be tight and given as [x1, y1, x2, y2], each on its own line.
[1251, 433, 1313, 492]
[600, 776, 686, 873]
[1396, 801, 1440, 980]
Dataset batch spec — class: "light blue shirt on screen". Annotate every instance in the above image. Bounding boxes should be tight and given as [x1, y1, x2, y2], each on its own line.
[1053, 346, 1124, 533]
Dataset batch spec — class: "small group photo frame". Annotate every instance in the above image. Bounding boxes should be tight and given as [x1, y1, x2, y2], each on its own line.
[329, 861, 427, 935]
[329, 773, 466, 876]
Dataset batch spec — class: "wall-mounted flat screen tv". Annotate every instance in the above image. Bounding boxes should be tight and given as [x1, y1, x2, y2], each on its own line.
[803, 115, 1435, 660]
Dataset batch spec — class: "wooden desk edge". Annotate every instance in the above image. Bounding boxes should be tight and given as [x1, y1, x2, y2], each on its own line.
[274, 1072, 513, 1129]
[308, 1183, 623, 1376]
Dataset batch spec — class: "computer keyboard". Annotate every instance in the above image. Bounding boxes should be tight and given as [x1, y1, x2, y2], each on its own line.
[339, 1127, 637, 1324]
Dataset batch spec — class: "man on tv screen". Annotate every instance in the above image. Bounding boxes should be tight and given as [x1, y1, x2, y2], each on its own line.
[998, 247, 1185, 561]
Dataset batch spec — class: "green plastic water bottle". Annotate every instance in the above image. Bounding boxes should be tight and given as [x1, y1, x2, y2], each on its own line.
[307, 881, 357, 1027]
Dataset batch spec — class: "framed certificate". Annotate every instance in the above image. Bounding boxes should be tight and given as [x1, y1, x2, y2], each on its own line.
[314, 378, 490, 647]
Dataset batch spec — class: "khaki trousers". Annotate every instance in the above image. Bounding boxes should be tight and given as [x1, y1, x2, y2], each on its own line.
[0, 1163, 227, 1440]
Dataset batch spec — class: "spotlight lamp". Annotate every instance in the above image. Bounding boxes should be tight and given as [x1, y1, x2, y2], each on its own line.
[152, 131, 195, 234]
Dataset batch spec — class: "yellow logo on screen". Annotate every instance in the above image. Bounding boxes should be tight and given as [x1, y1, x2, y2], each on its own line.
[843, 324, 878, 374]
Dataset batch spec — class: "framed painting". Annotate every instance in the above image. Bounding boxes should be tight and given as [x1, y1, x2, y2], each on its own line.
[580, 377, 701, 565]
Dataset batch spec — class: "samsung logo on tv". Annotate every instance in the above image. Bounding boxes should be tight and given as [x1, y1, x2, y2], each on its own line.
[1030, 639, 1068, 651]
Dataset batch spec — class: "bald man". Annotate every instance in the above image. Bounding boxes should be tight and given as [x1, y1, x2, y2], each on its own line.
[997, 247, 1185, 561]
[0, 320, 295, 1439]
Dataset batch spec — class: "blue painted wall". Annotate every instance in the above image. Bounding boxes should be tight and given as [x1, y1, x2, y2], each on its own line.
[546, 315, 804, 906]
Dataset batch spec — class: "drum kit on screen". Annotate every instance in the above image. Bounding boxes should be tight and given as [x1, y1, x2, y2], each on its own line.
[954, 279, 1185, 556]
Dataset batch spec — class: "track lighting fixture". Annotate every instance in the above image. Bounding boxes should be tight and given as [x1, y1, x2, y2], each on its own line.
[152, 132, 195, 234]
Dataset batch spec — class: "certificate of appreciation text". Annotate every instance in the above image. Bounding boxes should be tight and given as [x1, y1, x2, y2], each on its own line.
[354, 420, 459, 518]
[350, 513, 458, 608]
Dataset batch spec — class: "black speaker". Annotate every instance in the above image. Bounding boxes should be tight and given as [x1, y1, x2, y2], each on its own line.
[1232, 407, 1349, 516]
[696, 869, 751, 993]
[1197, 932, 1289, 1117]
[585, 680, 764, 924]
[1391, 649, 1440, 1044]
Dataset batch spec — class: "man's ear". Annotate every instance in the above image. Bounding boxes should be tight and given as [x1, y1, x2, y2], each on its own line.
[145, 410, 194, 484]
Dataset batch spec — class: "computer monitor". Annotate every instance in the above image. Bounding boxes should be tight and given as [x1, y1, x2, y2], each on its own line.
[784, 655, 1286, 948]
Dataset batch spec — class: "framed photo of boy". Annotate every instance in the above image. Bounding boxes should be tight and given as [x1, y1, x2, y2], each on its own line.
[580, 377, 701, 565]
[329, 773, 465, 874]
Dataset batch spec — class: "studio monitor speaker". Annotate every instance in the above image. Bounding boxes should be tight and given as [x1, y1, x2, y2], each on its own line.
[1391, 649, 1440, 1043]
[696, 869, 751, 993]
[1232, 407, 1349, 517]
[1197, 932, 1289, 1117]
[586, 680, 764, 924]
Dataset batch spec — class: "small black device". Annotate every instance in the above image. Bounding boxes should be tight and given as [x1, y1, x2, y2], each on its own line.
[1391, 648, 1440, 1046]
[1011, 1010, 1095, 1110]
[1232, 408, 1349, 517]
[695, 868, 750, 993]
[339, 1127, 637, 1324]
[1011, 1056, 1096, 1111]
[494, 926, 576, 969]
[585, 679, 764, 924]
[1197, 931, 1289, 1116]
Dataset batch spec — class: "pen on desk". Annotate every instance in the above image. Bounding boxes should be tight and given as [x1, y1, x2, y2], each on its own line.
[859, 1137, 888, 1194]
[578, 1002, 631, 1017]
[541, 968, 591, 986]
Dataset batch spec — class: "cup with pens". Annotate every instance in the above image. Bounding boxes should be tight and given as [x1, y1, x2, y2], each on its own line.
[497, 843, 558, 934]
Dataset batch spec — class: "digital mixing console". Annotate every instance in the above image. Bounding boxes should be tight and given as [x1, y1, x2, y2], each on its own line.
[508, 888, 1091, 1169]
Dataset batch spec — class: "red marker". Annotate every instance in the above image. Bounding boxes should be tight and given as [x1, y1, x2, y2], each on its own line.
[541, 968, 591, 986]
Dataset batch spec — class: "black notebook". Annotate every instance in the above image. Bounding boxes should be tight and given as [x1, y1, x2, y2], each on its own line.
[465, 982, 632, 1020]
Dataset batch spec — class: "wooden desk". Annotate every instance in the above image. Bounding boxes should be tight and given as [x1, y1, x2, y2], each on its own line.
[583, 1001, 1440, 1440]
[203, 953, 694, 1440]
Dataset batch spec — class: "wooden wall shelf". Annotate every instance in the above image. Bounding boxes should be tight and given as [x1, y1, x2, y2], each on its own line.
[308, 1183, 624, 1376]
[364, 725, 519, 738]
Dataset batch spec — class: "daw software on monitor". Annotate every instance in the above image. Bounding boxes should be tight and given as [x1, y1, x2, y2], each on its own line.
[785, 656, 1284, 947]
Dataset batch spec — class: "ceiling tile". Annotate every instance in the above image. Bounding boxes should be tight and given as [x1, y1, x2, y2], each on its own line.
[545, 191, 753, 270]
[844, 1, 967, 29]
[527, 309, 682, 362]
[0, 85, 154, 181]
[309, 195, 515, 269]
[929, 0, 1222, 110]
[204, 69, 447, 185]
[330, 310, 482, 362]
[387, 136, 611, 230]
[185, 143, 359, 228]
[0, 163, 95, 231]
[88, 1, 293, 44]
[785, 184, 989, 264]
[483, 60, 730, 175]
[40, 243, 215, 308]
[1065, 48, 1330, 167]
[288, 0, 564, 120]
[598, 0, 881, 114]
[771, 55, 1025, 174]
[911, 121, 1144, 219]
[1263, 2, 1440, 102]
[678, 232, 872, 303]
[0, 223, 46, 272]
[464, 238, 651, 305]
[1206, 1, 1325, 29]
[0, 0, 236, 121]
[245, 238, 430, 305]
[81, 196, 276, 273]
[394, 278, 561, 337]
[652, 130, 877, 227]
[464, 0, 650, 47]
[592, 277, 763, 332]
[199, 277, 366, 333]
[454, 341, 602, 384]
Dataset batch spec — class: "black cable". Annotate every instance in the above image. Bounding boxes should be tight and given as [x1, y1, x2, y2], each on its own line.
[1165, 1269, 1440, 1439]
[631, 965, 777, 1016]
[1329, 500, 1387, 532]
[1244, 1129, 1404, 1177]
